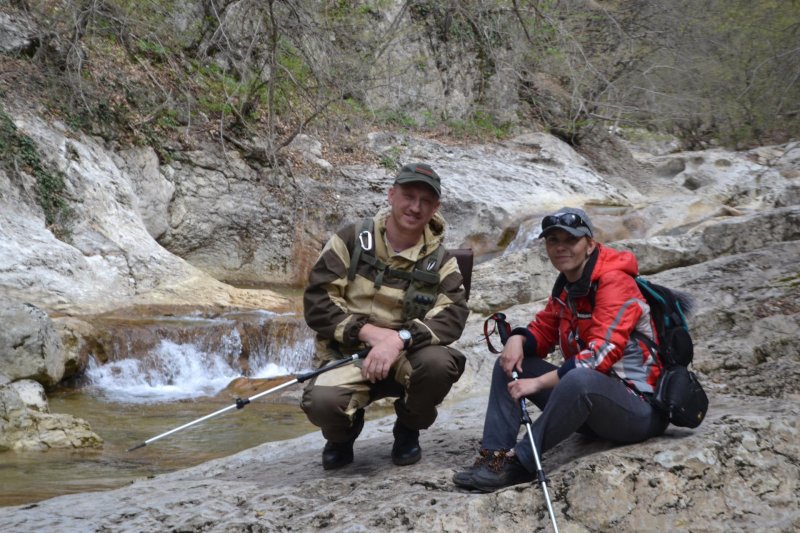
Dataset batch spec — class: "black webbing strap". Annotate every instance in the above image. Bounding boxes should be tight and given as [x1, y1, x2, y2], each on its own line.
[347, 218, 373, 281]
[483, 312, 512, 354]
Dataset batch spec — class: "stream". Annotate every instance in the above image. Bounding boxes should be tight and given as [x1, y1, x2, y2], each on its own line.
[1, 305, 331, 507]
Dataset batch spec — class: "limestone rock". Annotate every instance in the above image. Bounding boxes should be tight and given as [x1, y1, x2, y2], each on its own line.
[0, 10, 36, 54]
[0, 380, 102, 452]
[0, 302, 64, 386]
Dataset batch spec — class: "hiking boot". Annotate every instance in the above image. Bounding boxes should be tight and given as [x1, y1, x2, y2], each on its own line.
[452, 448, 496, 489]
[322, 440, 354, 470]
[321, 409, 364, 470]
[470, 451, 535, 493]
[391, 420, 421, 466]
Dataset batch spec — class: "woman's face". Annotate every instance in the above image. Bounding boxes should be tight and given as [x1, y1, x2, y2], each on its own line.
[543, 229, 596, 281]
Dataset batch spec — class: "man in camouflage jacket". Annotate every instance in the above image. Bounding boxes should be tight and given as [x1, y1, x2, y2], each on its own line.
[302, 163, 469, 470]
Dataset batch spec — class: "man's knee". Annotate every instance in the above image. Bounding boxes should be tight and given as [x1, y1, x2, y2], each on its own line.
[301, 383, 351, 428]
[408, 345, 466, 385]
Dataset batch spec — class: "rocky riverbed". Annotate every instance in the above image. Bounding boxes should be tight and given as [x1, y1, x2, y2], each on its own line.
[1, 93, 799, 530]
[2, 219, 800, 531]
[0, 392, 796, 532]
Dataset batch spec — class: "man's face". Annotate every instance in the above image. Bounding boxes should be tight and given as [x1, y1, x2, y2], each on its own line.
[387, 182, 441, 234]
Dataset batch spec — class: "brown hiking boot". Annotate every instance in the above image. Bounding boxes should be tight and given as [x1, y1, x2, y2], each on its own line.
[469, 450, 534, 493]
[452, 448, 499, 489]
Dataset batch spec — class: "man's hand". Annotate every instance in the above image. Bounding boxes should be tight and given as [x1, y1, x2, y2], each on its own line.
[359, 324, 404, 383]
[500, 335, 525, 377]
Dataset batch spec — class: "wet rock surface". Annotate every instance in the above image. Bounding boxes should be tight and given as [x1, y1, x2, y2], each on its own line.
[2, 209, 799, 531]
[0, 393, 796, 532]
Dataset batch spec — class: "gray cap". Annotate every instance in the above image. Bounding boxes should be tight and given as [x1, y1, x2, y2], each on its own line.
[539, 206, 594, 238]
[394, 163, 441, 197]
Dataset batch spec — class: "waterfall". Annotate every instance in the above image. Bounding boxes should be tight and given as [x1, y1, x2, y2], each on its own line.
[504, 217, 542, 254]
[84, 309, 316, 404]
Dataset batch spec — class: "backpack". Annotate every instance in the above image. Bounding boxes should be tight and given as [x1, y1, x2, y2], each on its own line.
[347, 218, 473, 322]
[628, 277, 709, 428]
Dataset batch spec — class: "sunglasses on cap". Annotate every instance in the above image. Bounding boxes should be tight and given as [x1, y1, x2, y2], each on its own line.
[541, 212, 589, 231]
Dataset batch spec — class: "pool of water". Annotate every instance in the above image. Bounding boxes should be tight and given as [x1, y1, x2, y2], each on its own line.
[0, 388, 318, 507]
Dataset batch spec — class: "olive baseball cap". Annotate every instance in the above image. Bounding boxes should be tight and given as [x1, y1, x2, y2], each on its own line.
[394, 163, 441, 197]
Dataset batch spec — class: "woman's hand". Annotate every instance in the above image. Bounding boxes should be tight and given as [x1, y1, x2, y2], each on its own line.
[508, 377, 542, 401]
[500, 335, 525, 377]
[508, 369, 559, 401]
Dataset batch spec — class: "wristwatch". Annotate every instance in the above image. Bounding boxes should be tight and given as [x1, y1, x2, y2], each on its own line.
[398, 329, 412, 350]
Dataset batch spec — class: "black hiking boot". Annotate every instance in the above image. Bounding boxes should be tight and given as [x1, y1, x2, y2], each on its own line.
[322, 409, 364, 470]
[469, 451, 535, 493]
[391, 420, 421, 466]
[322, 440, 354, 470]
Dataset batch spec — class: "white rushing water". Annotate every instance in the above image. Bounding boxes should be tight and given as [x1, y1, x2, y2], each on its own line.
[86, 313, 316, 404]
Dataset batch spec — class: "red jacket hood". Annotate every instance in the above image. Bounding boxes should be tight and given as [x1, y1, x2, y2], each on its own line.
[550, 242, 640, 300]
[590, 243, 639, 282]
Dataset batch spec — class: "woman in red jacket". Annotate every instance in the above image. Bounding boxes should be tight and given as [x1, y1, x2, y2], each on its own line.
[454, 207, 669, 492]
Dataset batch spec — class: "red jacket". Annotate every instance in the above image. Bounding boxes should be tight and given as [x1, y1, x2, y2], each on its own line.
[516, 244, 661, 393]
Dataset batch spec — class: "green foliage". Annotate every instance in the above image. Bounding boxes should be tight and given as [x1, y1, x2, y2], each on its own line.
[325, 0, 379, 20]
[0, 108, 73, 241]
[447, 111, 512, 140]
[378, 146, 404, 170]
[376, 109, 418, 129]
[135, 39, 168, 62]
[62, 98, 131, 142]
[271, 39, 313, 116]
[12, 0, 797, 163]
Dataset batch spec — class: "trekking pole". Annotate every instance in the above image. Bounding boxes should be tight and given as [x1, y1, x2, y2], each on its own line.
[127, 348, 370, 452]
[512, 371, 559, 533]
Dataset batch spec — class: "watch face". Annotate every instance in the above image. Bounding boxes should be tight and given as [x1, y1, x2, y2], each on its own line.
[399, 329, 411, 348]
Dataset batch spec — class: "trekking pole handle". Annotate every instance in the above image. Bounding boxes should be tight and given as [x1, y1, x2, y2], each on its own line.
[511, 371, 533, 425]
[484, 312, 511, 354]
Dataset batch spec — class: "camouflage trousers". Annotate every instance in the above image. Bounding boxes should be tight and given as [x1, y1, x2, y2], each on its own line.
[300, 345, 466, 443]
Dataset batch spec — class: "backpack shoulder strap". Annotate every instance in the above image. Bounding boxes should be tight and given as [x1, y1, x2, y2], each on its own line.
[449, 248, 473, 301]
[420, 244, 446, 276]
[347, 217, 374, 281]
[629, 276, 658, 349]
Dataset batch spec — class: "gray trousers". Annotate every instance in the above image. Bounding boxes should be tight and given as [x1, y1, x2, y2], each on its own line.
[301, 345, 466, 443]
[481, 357, 669, 472]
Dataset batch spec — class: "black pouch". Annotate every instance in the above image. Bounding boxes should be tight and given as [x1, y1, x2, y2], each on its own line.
[653, 366, 708, 428]
[660, 327, 694, 367]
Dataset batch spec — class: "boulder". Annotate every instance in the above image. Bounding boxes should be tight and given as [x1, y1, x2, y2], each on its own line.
[0, 379, 102, 452]
[0, 301, 64, 386]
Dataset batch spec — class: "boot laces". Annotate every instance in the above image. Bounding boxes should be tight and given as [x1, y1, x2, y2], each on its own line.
[473, 448, 514, 472]
[489, 449, 517, 472]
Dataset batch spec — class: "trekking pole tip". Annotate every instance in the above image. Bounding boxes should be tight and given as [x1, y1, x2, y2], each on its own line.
[127, 442, 146, 452]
